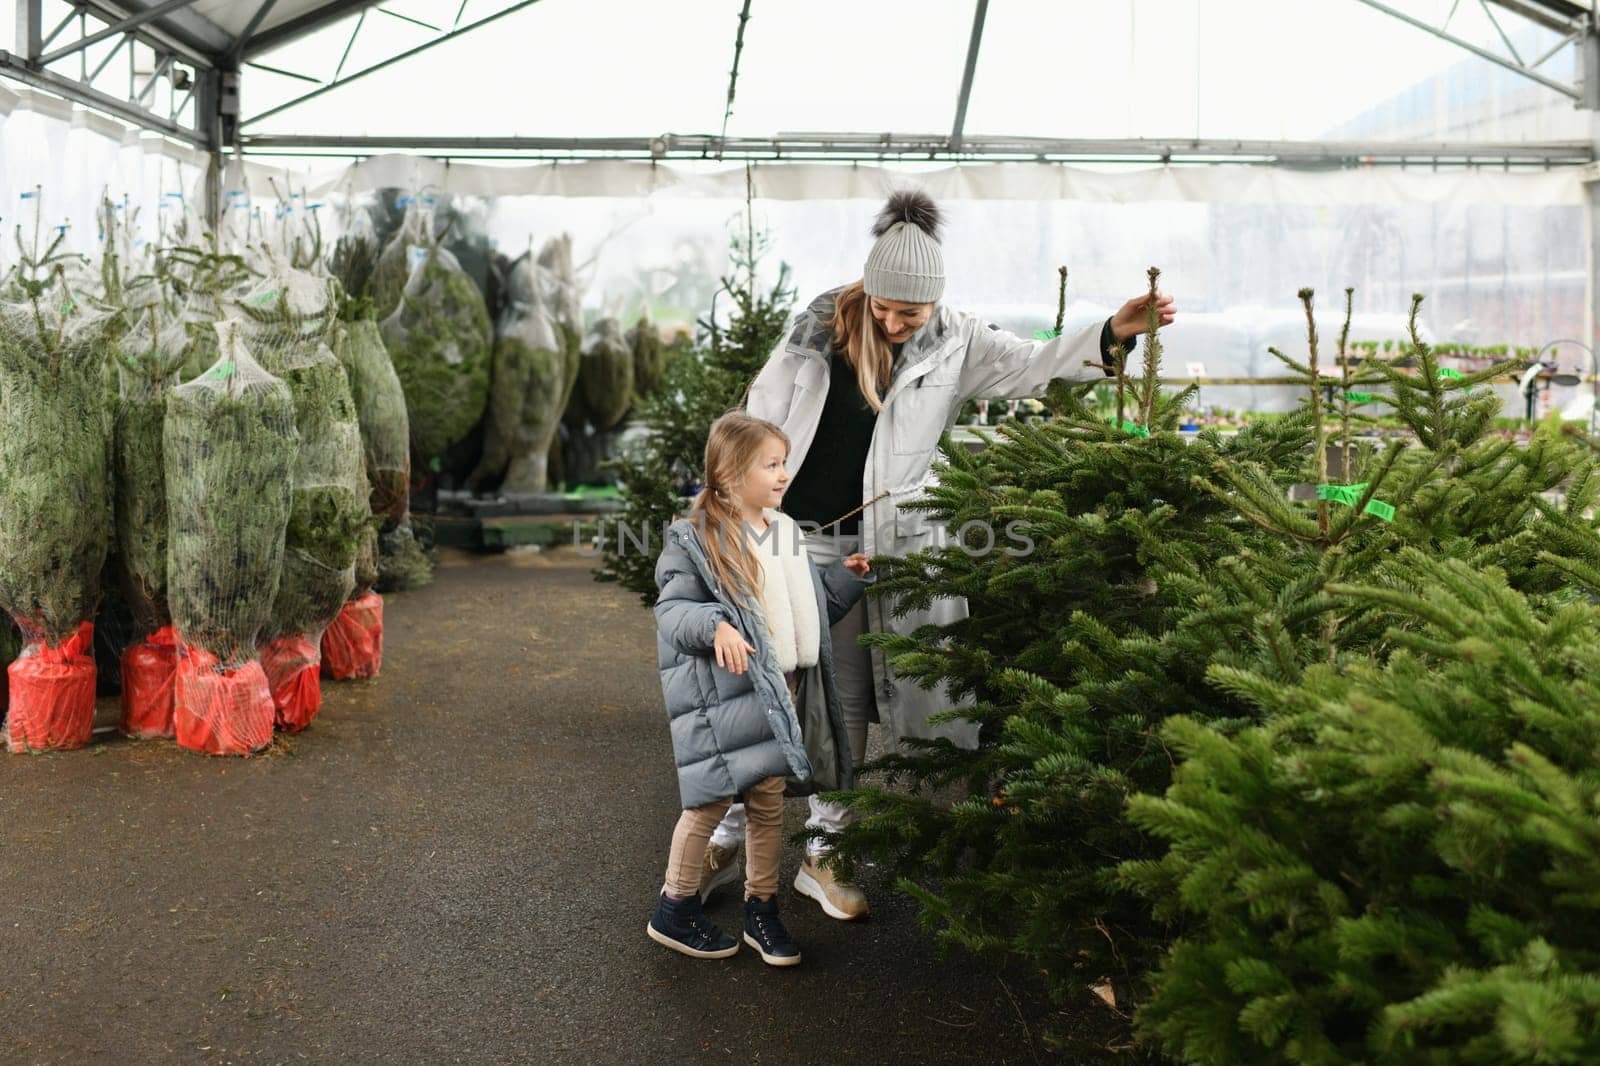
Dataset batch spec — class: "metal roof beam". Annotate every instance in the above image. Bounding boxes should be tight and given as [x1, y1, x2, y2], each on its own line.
[0, 49, 208, 146]
[950, 0, 988, 152]
[1485, 0, 1590, 34]
[1353, 0, 1581, 99]
[40, 0, 202, 65]
[239, 132, 1596, 165]
[78, 0, 229, 61]
[240, 0, 379, 61]
[241, 0, 545, 128]
[224, 0, 281, 62]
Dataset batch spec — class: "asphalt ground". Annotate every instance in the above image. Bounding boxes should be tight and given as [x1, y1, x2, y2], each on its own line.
[0, 547, 1070, 1065]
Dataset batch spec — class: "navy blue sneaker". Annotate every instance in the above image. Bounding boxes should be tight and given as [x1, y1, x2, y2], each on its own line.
[647, 893, 739, 959]
[743, 895, 801, 967]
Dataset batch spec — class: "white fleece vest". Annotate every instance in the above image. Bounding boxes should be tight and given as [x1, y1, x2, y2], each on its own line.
[754, 510, 820, 674]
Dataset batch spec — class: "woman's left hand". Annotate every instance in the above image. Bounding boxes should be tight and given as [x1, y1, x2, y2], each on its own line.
[843, 553, 872, 578]
[1110, 291, 1177, 341]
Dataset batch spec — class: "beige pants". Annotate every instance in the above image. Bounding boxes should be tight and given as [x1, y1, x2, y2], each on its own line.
[664, 774, 786, 901]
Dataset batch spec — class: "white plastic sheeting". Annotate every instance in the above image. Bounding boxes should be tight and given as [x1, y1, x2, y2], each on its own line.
[0, 88, 206, 265]
[0, 78, 1585, 421]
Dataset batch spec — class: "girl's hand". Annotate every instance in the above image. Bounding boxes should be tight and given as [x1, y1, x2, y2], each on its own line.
[1109, 291, 1177, 341]
[714, 621, 757, 675]
[843, 553, 872, 578]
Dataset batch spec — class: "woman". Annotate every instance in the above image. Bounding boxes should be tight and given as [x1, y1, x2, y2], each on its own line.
[700, 190, 1176, 920]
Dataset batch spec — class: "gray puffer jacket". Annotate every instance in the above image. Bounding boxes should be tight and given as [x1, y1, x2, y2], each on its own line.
[654, 518, 869, 810]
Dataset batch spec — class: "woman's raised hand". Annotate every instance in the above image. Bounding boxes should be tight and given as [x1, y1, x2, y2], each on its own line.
[1110, 291, 1177, 342]
[843, 553, 872, 578]
[714, 621, 757, 674]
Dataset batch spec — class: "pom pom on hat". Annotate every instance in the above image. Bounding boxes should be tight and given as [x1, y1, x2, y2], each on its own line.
[871, 190, 943, 242]
[863, 190, 945, 304]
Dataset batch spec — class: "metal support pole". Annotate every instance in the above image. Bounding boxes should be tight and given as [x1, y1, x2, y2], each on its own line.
[951, 0, 989, 152]
[16, 0, 41, 63]
[1583, 28, 1600, 366]
[205, 150, 221, 229]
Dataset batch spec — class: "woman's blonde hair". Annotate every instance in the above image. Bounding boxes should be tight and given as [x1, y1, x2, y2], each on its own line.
[828, 280, 897, 413]
[690, 411, 789, 609]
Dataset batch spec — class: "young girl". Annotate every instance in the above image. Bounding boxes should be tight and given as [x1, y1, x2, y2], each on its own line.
[649, 412, 871, 966]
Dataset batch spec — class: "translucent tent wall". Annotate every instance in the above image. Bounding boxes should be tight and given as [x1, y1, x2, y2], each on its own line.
[2, 0, 1595, 417]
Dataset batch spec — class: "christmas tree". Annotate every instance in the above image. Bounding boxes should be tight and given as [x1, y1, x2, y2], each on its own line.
[821, 275, 1600, 1057]
[595, 178, 793, 604]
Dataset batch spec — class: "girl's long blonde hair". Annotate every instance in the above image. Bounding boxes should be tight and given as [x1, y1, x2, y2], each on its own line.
[828, 280, 897, 413]
[691, 411, 789, 609]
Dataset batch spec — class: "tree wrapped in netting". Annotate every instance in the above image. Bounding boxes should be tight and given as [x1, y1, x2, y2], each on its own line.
[329, 223, 432, 594]
[343, 315, 432, 591]
[0, 229, 113, 752]
[160, 245, 251, 383]
[470, 247, 567, 494]
[375, 198, 491, 466]
[237, 252, 368, 730]
[535, 233, 585, 400]
[631, 307, 666, 399]
[578, 316, 634, 431]
[164, 320, 296, 755]
[113, 303, 188, 739]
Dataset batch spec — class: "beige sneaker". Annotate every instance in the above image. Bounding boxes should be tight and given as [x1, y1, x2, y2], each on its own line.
[699, 842, 742, 902]
[794, 858, 868, 920]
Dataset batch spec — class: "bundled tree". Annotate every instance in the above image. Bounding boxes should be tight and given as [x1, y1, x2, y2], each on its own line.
[238, 252, 367, 731]
[594, 209, 793, 604]
[578, 316, 635, 432]
[112, 304, 188, 738]
[375, 197, 492, 468]
[468, 245, 567, 494]
[329, 222, 433, 593]
[631, 307, 667, 399]
[165, 320, 297, 756]
[0, 204, 113, 752]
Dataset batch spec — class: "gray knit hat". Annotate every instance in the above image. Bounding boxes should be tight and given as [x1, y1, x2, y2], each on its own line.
[863, 190, 944, 304]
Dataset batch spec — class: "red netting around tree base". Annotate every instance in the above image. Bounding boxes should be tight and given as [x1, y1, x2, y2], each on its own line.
[262, 634, 322, 733]
[119, 625, 178, 740]
[321, 593, 383, 680]
[6, 621, 96, 753]
[173, 645, 273, 756]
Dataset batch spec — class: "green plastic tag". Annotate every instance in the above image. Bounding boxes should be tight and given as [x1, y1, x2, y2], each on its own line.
[1316, 482, 1367, 506]
[202, 360, 235, 381]
[1033, 328, 1060, 340]
[1344, 391, 1374, 403]
[430, 456, 442, 472]
[1316, 482, 1395, 521]
[251, 288, 280, 307]
[61, 299, 76, 315]
[1438, 367, 1465, 381]
[123, 354, 138, 368]
[1109, 417, 1150, 438]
